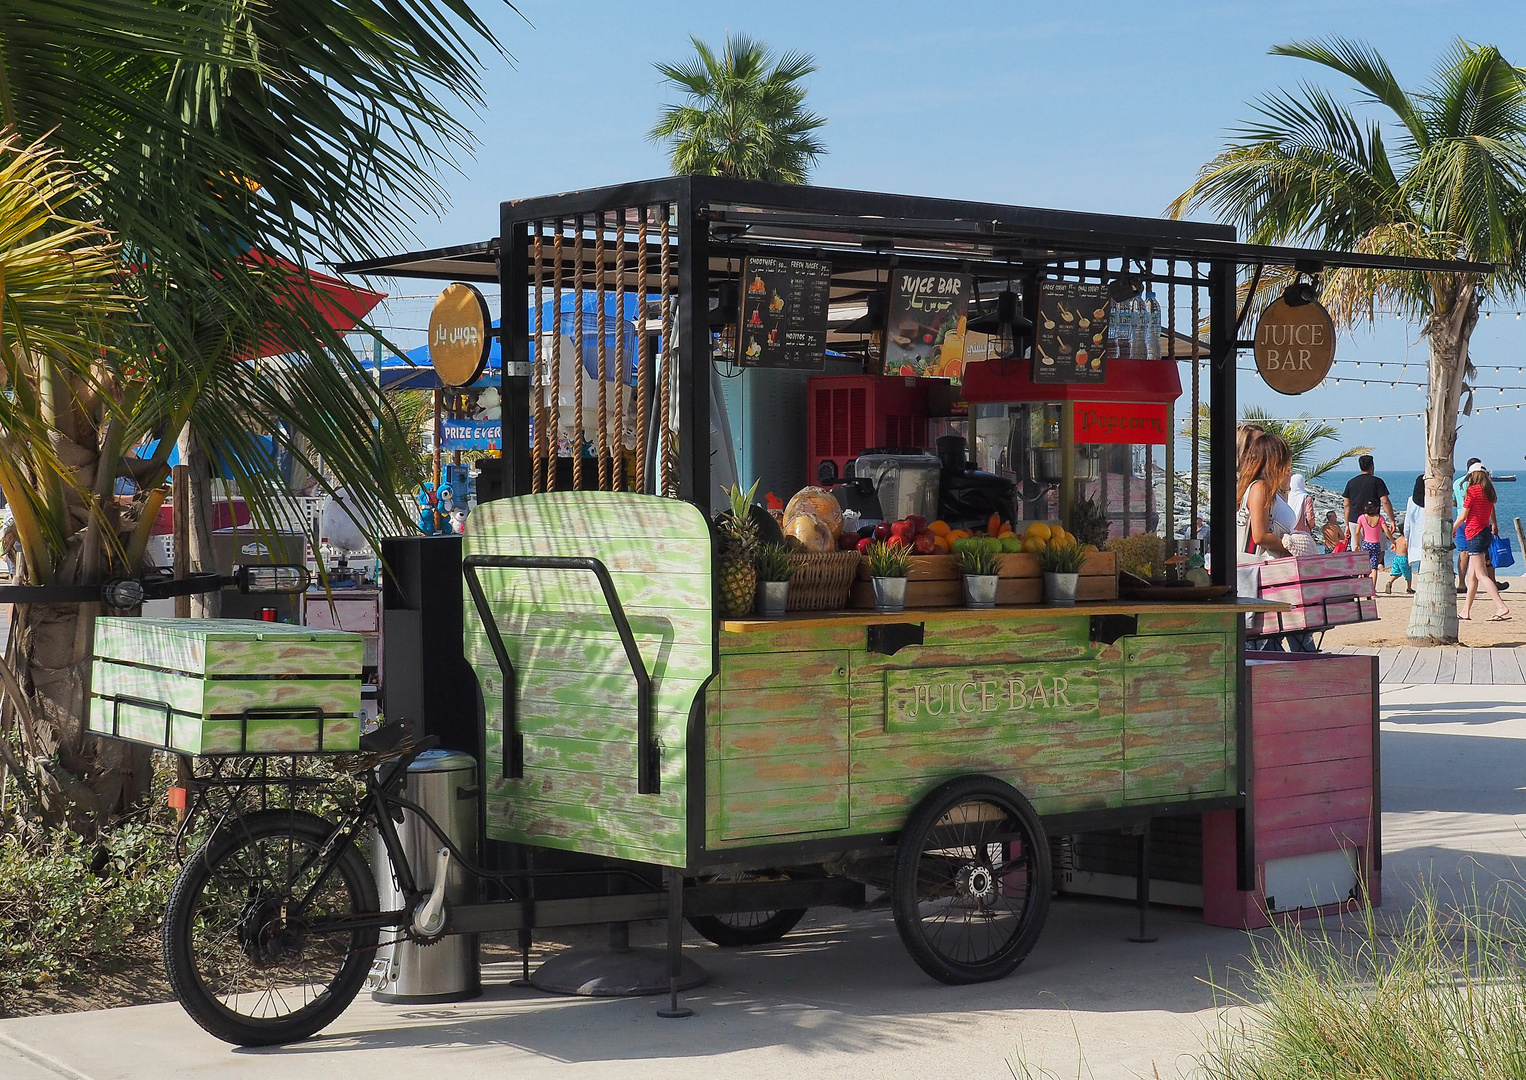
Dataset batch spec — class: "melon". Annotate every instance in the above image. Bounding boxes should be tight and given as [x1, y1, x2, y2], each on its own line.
[783, 486, 844, 540]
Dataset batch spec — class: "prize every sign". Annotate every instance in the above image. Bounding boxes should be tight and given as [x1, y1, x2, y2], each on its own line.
[1254, 296, 1336, 395]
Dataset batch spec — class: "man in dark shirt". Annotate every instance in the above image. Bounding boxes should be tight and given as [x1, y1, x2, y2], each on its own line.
[1343, 455, 1396, 549]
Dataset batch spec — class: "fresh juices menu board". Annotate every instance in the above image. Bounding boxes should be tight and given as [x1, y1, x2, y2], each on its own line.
[738, 256, 832, 370]
[1033, 280, 1110, 384]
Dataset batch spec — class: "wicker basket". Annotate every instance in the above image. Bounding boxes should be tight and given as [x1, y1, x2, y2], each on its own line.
[786, 550, 860, 610]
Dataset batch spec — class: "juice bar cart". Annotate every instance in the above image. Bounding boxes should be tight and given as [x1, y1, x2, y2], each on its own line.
[135, 176, 1478, 1046]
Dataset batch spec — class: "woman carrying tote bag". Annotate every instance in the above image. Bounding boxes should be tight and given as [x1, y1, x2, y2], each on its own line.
[1237, 430, 1295, 650]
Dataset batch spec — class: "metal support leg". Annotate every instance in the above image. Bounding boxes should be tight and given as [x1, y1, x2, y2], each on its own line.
[1128, 822, 1157, 943]
[656, 869, 693, 1018]
[517, 927, 532, 984]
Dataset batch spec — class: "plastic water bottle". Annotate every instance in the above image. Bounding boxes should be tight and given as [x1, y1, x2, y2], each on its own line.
[1129, 296, 1149, 360]
[1110, 298, 1135, 359]
[1145, 291, 1162, 360]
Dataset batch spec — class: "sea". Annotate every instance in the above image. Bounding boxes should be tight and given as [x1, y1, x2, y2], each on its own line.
[1321, 468, 1526, 530]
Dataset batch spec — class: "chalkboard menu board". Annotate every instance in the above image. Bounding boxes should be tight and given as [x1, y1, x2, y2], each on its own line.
[1032, 280, 1110, 384]
[883, 270, 972, 379]
[738, 256, 832, 369]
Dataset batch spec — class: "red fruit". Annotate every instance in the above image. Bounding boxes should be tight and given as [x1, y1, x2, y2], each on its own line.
[872, 522, 893, 541]
[888, 536, 910, 548]
[905, 514, 927, 533]
[891, 520, 915, 539]
[839, 533, 859, 550]
[913, 531, 938, 554]
[856, 537, 874, 554]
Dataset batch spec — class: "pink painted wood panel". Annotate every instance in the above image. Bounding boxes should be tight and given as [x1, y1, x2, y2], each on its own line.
[1254, 754, 1372, 802]
[1261, 573, 1375, 605]
[1244, 657, 1373, 705]
[1202, 652, 1378, 929]
[1258, 552, 1370, 586]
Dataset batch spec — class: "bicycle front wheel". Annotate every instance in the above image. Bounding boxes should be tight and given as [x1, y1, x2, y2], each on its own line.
[163, 808, 380, 1046]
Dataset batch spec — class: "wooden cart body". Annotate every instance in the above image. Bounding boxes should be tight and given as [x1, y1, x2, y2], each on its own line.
[465, 491, 1248, 871]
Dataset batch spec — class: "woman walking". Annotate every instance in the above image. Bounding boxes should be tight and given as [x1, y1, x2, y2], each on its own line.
[1455, 462, 1510, 621]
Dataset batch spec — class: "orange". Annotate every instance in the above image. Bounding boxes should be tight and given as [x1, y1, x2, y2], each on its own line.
[929, 520, 951, 537]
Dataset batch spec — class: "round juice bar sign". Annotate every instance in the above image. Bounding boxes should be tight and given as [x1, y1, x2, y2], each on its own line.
[428, 281, 492, 387]
[1253, 296, 1335, 395]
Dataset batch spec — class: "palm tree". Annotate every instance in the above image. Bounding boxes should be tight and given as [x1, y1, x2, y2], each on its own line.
[1170, 39, 1526, 644]
[0, 0, 510, 831]
[1187, 405, 1370, 483]
[650, 33, 826, 183]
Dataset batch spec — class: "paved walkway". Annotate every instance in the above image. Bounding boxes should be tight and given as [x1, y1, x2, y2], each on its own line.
[3, 682, 1526, 1078]
[1327, 644, 1526, 685]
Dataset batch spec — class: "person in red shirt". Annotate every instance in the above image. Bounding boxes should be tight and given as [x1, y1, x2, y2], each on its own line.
[1454, 462, 1509, 621]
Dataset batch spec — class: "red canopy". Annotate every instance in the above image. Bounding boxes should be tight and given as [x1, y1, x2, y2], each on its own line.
[242, 250, 386, 359]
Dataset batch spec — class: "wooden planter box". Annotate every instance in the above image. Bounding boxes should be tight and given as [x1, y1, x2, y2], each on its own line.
[1251, 553, 1377, 634]
[89, 618, 364, 755]
[1202, 652, 1380, 928]
[850, 551, 1118, 607]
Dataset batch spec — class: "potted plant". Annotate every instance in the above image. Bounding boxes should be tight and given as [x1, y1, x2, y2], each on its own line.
[754, 542, 795, 617]
[865, 540, 911, 613]
[956, 545, 1000, 608]
[1040, 539, 1086, 605]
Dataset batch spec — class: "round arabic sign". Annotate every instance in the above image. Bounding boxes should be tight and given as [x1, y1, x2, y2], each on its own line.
[1253, 296, 1336, 395]
[428, 282, 491, 387]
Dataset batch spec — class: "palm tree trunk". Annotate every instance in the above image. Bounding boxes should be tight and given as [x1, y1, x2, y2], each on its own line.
[1407, 281, 1478, 644]
[177, 426, 221, 618]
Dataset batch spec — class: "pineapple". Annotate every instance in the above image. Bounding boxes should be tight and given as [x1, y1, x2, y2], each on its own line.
[717, 480, 760, 617]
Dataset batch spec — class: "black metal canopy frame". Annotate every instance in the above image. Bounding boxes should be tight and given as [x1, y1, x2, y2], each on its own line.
[337, 174, 1490, 593]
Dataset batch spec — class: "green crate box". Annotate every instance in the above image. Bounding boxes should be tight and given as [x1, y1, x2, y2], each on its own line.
[89, 618, 364, 754]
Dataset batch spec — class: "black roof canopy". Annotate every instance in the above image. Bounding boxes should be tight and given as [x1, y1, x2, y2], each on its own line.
[335, 175, 1493, 281]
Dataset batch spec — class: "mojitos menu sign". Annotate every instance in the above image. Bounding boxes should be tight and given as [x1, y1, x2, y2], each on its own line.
[738, 256, 831, 370]
[1032, 280, 1109, 385]
[1254, 296, 1336, 394]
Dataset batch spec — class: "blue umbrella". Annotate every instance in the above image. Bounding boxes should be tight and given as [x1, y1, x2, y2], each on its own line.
[367, 294, 649, 390]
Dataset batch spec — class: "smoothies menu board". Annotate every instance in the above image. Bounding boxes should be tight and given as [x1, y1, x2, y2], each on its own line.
[883, 270, 972, 380]
[738, 256, 831, 370]
[1032, 280, 1110, 384]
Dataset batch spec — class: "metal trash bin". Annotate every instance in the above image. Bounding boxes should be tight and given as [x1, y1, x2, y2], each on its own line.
[368, 748, 482, 1003]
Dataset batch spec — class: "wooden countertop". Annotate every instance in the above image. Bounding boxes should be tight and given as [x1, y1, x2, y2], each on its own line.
[721, 598, 1290, 633]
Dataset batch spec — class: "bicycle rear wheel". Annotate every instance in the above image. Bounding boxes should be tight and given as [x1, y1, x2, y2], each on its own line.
[163, 808, 380, 1046]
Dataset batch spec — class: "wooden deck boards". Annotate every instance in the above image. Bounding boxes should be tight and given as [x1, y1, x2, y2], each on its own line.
[1329, 643, 1526, 685]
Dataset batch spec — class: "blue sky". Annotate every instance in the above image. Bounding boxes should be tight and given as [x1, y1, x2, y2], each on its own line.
[369, 0, 1526, 473]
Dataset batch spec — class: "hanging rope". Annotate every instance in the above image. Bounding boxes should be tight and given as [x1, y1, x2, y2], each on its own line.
[658, 204, 675, 498]
[1165, 259, 1176, 541]
[1190, 269, 1202, 531]
[635, 211, 650, 494]
[595, 212, 610, 491]
[613, 213, 627, 492]
[572, 215, 585, 492]
[548, 223, 564, 492]
[531, 223, 544, 493]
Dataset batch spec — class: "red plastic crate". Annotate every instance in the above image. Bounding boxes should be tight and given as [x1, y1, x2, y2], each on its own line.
[806, 374, 929, 486]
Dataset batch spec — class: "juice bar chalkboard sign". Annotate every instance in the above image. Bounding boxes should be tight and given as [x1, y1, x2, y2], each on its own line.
[738, 255, 832, 370]
[1032, 280, 1110, 385]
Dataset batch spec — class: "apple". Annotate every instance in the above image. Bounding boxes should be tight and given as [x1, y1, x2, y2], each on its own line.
[912, 531, 938, 555]
[856, 537, 874, 554]
[905, 514, 927, 533]
[872, 522, 893, 542]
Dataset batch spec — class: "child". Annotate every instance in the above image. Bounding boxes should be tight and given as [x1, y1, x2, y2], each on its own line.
[1385, 525, 1412, 594]
[1358, 501, 1394, 591]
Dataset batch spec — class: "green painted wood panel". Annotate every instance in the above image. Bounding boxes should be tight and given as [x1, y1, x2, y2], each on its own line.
[88, 695, 358, 754]
[466, 492, 713, 866]
[721, 650, 846, 690]
[706, 610, 1239, 854]
[883, 662, 1102, 734]
[92, 659, 360, 719]
[93, 617, 363, 676]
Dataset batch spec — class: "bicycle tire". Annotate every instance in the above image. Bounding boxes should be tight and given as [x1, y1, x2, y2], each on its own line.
[891, 775, 1050, 985]
[687, 908, 808, 947]
[163, 808, 380, 1046]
